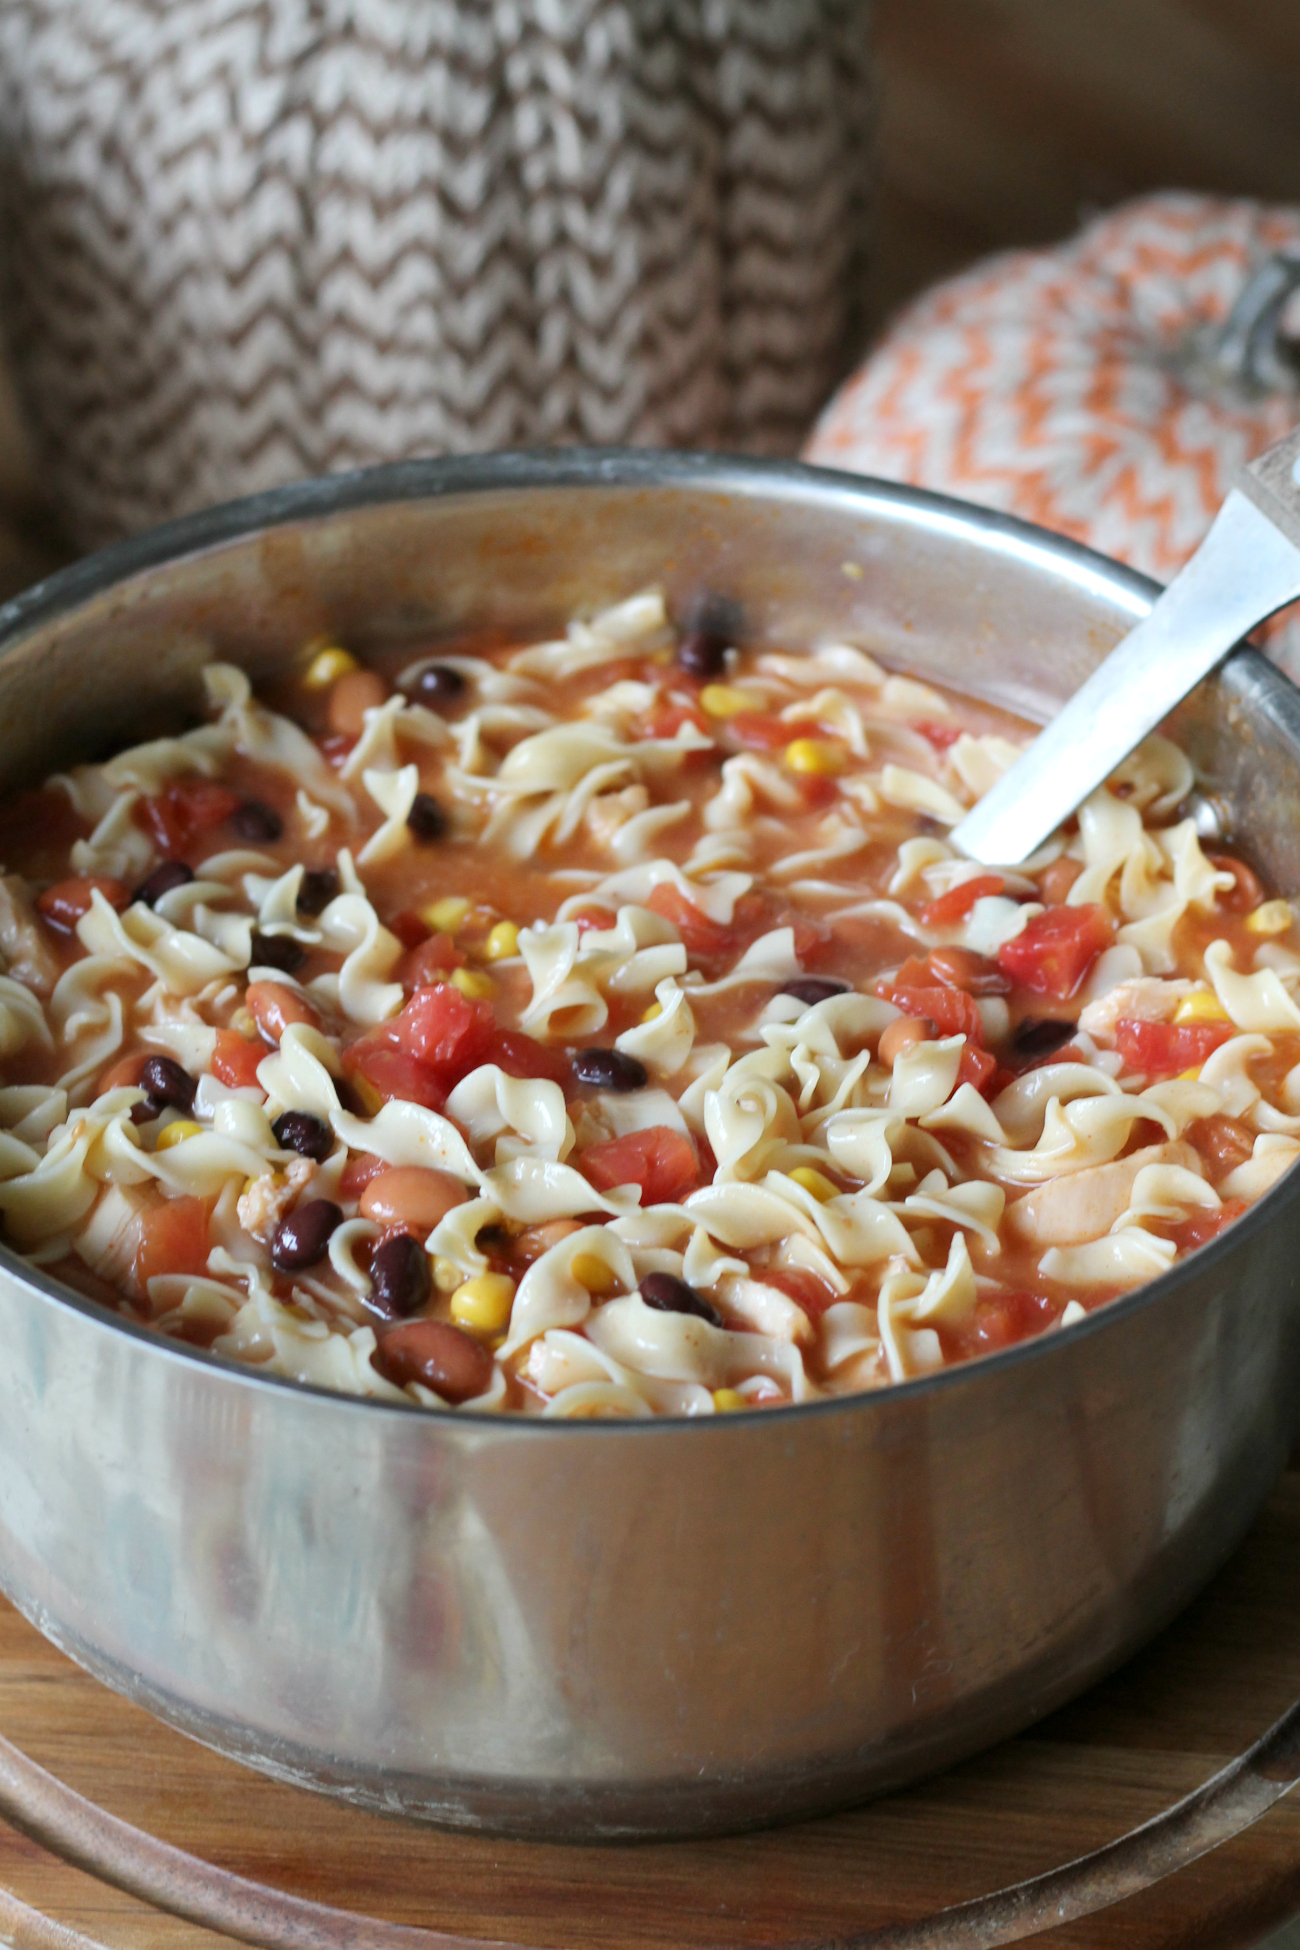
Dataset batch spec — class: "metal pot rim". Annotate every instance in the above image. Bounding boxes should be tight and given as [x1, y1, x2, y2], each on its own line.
[4, 445, 1294, 1432]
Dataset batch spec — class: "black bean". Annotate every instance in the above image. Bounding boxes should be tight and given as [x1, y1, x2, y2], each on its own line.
[272, 1110, 334, 1163]
[406, 792, 447, 842]
[249, 931, 307, 975]
[229, 798, 283, 843]
[129, 1098, 158, 1126]
[139, 1054, 196, 1114]
[675, 630, 729, 680]
[639, 1271, 723, 1327]
[297, 867, 339, 916]
[271, 1198, 343, 1273]
[571, 1047, 649, 1092]
[368, 1233, 432, 1320]
[781, 977, 850, 1006]
[133, 860, 193, 907]
[408, 663, 468, 708]
[333, 1076, 367, 1117]
[1013, 1017, 1077, 1058]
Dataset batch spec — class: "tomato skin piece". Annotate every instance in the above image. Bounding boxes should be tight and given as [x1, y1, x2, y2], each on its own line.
[344, 1044, 446, 1112]
[877, 981, 986, 1045]
[944, 1289, 1059, 1361]
[579, 1127, 700, 1206]
[1113, 1016, 1233, 1077]
[919, 875, 1005, 927]
[996, 904, 1113, 999]
[210, 1030, 266, 1090]
[759, 1266, 838, 1322]
[135, 1195, 212, 1290]
[487, 1030, 572, 1087]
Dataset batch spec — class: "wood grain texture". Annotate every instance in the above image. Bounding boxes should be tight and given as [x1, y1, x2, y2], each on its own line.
[0, 1472, 1298, 1947]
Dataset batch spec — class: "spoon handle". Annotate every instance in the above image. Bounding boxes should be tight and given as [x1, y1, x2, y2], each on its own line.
[951, 425, 1300, 867]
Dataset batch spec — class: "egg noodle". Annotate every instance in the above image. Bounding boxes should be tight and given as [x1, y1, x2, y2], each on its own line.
[0, 590, 1294, 1416]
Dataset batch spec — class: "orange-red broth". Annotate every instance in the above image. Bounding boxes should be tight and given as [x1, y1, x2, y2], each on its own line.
[0, 638, 1284, 1403]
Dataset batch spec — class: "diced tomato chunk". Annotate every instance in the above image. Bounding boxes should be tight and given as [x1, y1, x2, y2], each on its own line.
[572, 906, 617, 936]
[399, 932, 463, 989]
[996, 904, 1113, 999]
[877, 980, 986, 1045]
[647, 699, 712, 741]
[579, 1127, 700, 1206]
[945, 1289, 1059, 1360]
[372, 981, 496, 1088]
[1170, 1198, 1248, 1252]
[725, 713, 791, 752]
[645, 882, 734, 960]
[37, 875, 130, 931]
[915, 719, 963, 750]
[343, 1044, 446, 1112]
[796, 773, 840, 810]
[135, 1195, 212, 1289]
[956, 1043, 999, 1094]
[920, 875, 1005, 927]
[1113, 1016, 1233, 1078]
[210, 1029, 266, 1091]
[135, 781, 243, 854]
[487, 1030, 572, 1087]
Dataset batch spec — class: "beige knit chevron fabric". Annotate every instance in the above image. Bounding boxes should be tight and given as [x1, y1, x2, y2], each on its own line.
[0, 0, 872, 550]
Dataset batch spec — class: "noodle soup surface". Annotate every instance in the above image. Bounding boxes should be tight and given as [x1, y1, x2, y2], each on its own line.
[0, 591, 1293, 1415]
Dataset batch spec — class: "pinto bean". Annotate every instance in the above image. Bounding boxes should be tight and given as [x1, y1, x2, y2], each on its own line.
[878, 1015, 934, 1066]
[1038, 857, 1083, 905]
[246, 980, 322, 1046]
[359, 1167, 468, 1233]
[327, 667, 388, 737]
[37, 876, 130, 932]
[511, 1219, 583, 1267]
[97, 1052, 147, 1096]
[372, 1319, 493, 1403]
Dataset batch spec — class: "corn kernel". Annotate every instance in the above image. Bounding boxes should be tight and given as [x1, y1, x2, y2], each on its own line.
[699, 684, 754, 719]
[789, 1165, 839, 1202]
[229, 1005, 257, 1039]
[1173, 992, 1230, 1025]
[155, 1119, 203, 1150]
[451, 1272, 515, 1336]
[420, 895, 470, 934]
[351, 1074, 383, 1117]
[433, 1256, 463, 1294]
[640, 1001, 663, 1023]
[1178, 1066, 1203, 1082]
[483, 920, 520, 961]
[450, 966, 495, 1000]
[302, 645, 359, 689]
[713, 1388, 749, 1413]
[571, 1251, 619, 1296]
[783, 738, 846, 777]
[1245, 899, 1294, 936]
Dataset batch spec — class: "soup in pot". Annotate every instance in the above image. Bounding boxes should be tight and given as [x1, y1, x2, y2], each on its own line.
[0, 591, 1293, 1416]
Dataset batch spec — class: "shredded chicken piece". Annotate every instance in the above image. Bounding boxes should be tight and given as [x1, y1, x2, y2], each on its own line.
[1078, 977, 1196, 1046]
[237, 1156, 315, 1243]
[1005, 1140, 1201, 1249]
[0, 876, 60, 997]
[72, 1183, 157, 1300]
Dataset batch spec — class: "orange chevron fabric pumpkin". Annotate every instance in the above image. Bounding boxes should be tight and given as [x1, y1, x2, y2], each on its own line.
[806, 193, 1300, 673]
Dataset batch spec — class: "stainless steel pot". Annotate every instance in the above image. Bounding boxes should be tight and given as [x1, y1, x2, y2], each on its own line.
[0, 450, 1298, 1842]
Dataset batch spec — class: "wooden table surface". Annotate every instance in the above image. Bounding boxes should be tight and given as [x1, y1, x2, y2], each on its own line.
[1, 1468, 1300, 1950]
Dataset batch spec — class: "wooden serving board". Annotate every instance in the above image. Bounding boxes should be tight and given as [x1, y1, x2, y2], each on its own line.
[3, 1473, 1300, 1950]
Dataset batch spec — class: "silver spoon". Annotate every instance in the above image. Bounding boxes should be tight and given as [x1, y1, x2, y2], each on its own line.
[950, 423, 1300, 865]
